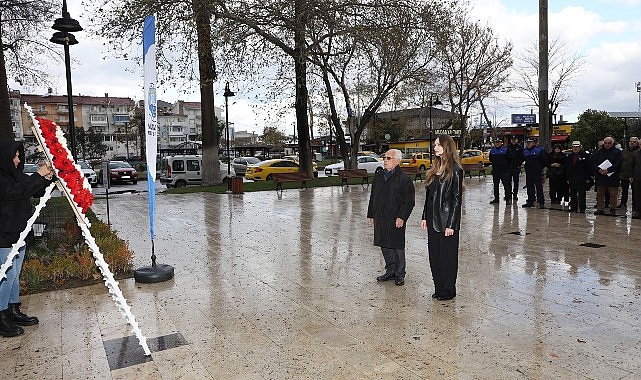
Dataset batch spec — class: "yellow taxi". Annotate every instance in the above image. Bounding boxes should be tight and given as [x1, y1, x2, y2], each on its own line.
[245, 159, 317, 181]
[400, 152, 432, 171]
[460, 149, 491, 166]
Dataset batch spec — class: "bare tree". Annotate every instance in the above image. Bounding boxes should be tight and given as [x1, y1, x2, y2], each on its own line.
[0, 0, 57, 138]
[90, 0, 222, 185]
[512, 38, 584, 125]
[436, 12, 513, 150]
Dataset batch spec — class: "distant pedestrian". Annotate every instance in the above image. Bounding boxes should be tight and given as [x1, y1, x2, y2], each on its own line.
[367, 149, 415, 286]
[421, 135, 464, 301]
[630, 143, 641, 219]
[489, 139, 512, 205]
[522, 138, 547, 208]
[548, 144, 568, 204]
[565, 141, 592, 213]
[618, 137, 638, 209]
[507, 136, 524, 200]
[592, 136, 622, 216]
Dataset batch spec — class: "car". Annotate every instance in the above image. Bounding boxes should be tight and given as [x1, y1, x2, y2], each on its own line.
[160, 155, 235, 187]
[324, 156, 384, 176]
[357, 151, 384, 161]
[232, 156, 262, 175]
[77, 160, 98, 187]
[245, 158, 317, 181]
[460, 149, 491, 166]
[282, 155, 319, 171]
[400, 152, 432, 172]
[23, 163, 38, 176]
[107, 161, 138, 185]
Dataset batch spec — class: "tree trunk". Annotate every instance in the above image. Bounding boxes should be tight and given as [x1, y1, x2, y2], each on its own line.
[193, 0, 220, 185]
[0, 38, 14, 140]
[294, 0, 312, 177]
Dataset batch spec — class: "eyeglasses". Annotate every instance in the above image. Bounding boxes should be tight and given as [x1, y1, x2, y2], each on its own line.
[383, 156, 398, 161]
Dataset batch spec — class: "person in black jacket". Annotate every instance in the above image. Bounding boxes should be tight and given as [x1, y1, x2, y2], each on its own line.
[565, 141, 592, 213]
[0, 139, 54, 337]
[522, 138, 548, 208]
[592, 136, 623, 216]
[507, 136, 524, 200]
[630, 146, 641, 219]
[548, 144, 568, 204]
[367, 149, 415, 286]
[421, 135, 463, 301]
[489, 139, 512, 205]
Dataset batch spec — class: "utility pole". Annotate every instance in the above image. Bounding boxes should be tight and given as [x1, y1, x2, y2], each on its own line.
[538, 0, 550, 151]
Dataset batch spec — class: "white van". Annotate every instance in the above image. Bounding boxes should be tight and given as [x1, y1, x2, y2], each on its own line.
[160, 155, 235, 188]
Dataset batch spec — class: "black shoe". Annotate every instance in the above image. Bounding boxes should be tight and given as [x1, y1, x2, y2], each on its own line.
[436, 295, 455, 301]
[609, 209, 616, 216]
[594, 210, 605, 215]
[617, 203, 626, 209]
[431, 293, 439, 299]
[539, 203, 546, 209]
[489, 199, 499, 204]
[578, 210, 585, 213]
[0, 309, 24, 337]
[513, 195, 518, 200]
[8, 303, 38, 326]
[522, 203, 534, 208]
[376, 272, 395, 282]
[506, 199, 512, 205]
[568, 208, 577, 212]
[395, 278, 405, 286]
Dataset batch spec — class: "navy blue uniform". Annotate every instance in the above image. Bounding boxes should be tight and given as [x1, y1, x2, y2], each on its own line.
[523, 145, 547, 207]
[489, 145, 511, 203]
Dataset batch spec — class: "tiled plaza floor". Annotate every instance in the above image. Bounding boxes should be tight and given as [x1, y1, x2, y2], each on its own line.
[1, 174, 641, 379]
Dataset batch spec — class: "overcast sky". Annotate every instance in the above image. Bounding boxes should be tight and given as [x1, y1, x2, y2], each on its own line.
[11, 0, 641, 134]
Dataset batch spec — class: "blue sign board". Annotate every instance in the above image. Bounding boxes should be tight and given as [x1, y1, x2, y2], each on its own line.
[511, 114, 537, 124]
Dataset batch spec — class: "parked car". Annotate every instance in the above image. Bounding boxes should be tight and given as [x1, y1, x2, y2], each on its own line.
[23, 163, 38, 176]
[107, 161, 138, 185]
[245, 159, 317, 181]
[282, 155, 319, 170]
[357, 151, 384, 161]
[78, 160, 98, 187]
[324, 156, 384, 176]
[400, 152, 432, 172]
[232, 156, 262, 175]
[460, 149, 491, 166]
[160, 155, 235, 188]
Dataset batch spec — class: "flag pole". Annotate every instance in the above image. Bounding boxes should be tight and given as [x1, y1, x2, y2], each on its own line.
[134, 15, 174, 283]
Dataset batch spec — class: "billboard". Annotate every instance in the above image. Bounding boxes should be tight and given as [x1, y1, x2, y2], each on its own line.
[511, 114, 537, 124]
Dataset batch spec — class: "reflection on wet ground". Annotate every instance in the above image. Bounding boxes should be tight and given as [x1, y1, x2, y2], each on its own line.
[1, 175, 641, 378]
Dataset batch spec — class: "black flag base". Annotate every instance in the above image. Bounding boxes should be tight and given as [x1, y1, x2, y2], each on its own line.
[134, 264, 174, 283]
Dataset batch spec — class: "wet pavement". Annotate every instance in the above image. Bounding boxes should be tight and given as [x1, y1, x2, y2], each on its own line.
[2, 174, 641, 379]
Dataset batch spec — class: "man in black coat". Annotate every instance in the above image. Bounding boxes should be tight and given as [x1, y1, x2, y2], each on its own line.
[489, 139, 512, 205]
[565, 141, 592, 213]
[367, 149, 415, 286]
[507, 136, 524, 200]
[522, 138, 548, 208]
[592, 136, 623, 216]
[630, 145, 641, 219]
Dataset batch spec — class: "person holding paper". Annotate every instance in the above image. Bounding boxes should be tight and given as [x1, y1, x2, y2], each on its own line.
[592, 136, 623, 216]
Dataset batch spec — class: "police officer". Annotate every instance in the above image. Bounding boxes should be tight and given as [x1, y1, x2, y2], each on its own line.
[489, 138, 512, 205]
[507, 136, 524, 200]
[522, 138, 548, 208]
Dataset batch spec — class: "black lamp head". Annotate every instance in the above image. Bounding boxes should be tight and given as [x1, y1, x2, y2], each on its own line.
[50, 32, 78, 46]
[224, 82, 235, 97]
[52, 0, 83, 33]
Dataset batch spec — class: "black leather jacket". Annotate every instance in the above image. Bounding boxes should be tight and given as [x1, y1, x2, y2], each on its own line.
[421, 165, 463, 232]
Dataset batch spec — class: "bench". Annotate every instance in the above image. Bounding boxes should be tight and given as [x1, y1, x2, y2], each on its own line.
[338, 169, 369, 186]
[400, 166, 425, 181]
[461, 163, 487, 178]
[272, 172, 310, 192]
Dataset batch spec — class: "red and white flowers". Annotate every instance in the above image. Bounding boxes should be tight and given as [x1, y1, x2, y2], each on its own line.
[25, 105, 93, 213]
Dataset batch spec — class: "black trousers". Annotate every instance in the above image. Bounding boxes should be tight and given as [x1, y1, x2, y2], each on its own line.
[568, 185, 587, 212]
[549, 177, 568, 203]
[427, 228, 459, 299]
[381, 247, 405, 279]
[620, 179, 630, 206]
[492, 172, 512, 200]
[525, 171, 544, 205]
[510, 168, 521, 198]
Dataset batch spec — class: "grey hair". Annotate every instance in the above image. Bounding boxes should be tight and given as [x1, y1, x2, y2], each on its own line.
[387, 149, 402, 159]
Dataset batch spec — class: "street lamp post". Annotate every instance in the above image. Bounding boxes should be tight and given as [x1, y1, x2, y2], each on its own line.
[223, 82, 235, 191]
[50, 0, 82, 160]
[427, 94, 443, 164]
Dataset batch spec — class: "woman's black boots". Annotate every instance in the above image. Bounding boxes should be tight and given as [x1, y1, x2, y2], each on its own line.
[8, 303, 39, 326]
[0, 309, 24, 337]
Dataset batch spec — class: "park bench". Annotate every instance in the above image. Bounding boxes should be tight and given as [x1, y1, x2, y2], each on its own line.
[461, 163, 487, 179]
[272, 172, 311, 192]
[400, 166, 425, 181]
[338, 168, 369, 186]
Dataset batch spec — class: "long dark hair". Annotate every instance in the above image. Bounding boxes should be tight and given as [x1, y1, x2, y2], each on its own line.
[424, 134, 460, 187]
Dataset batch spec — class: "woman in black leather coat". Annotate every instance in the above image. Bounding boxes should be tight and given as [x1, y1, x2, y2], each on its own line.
[421, 134, 463, 301]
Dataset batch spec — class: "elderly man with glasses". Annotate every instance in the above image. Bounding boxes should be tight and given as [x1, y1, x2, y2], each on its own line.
[367, 149, 415, 286]
[592, 136, 623, 216]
